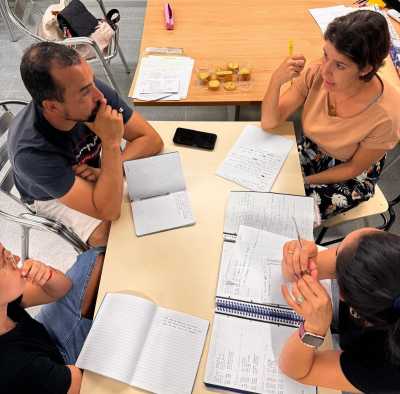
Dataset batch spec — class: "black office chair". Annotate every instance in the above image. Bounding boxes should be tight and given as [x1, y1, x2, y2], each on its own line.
[0, 100, 88, 260]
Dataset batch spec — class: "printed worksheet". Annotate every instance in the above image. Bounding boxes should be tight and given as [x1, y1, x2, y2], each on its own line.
[204, 314, 315, 394]
[217, 226, 290, 305]
[224, 191, 314, 240]
[217, 125, 294, 192]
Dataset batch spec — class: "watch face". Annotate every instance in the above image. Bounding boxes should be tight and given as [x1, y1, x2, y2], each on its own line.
[302, 333, 324, 348]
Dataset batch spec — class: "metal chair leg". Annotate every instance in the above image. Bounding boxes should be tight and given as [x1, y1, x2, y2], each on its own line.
[0, 0, 18, 41]
[21, 226, 30, 261]
[117, 43, 130, 74]
[98, 54, 122, 95]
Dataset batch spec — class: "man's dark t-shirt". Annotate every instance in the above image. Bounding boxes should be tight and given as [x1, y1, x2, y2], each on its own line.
[8, 79, 133, 204]
[339, 301, 400, 393]
[0, 297, 71, 394]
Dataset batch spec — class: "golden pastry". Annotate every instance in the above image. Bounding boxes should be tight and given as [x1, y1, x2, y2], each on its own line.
[238, 67, 251, 81]
[224, 81, 237, 91]
[198, 71, 210, 84]
[227, 62, 239, 72]
[216, 70, 233, 81]
[209, 73, 218, 81]
[208, 80, 221, 90]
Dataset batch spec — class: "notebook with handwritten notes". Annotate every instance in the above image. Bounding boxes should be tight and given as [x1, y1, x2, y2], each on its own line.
[124, 151, 195, 236]
[76, 293, 208, 394]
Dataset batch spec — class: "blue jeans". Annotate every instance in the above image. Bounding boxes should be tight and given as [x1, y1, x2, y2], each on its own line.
[36, 247, 105, 365]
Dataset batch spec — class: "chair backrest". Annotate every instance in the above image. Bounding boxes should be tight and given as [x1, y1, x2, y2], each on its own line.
[0, 100, 28, 203]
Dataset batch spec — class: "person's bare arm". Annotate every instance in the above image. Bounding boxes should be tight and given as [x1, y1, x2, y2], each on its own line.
[20, 259, 72, 307]
[279, 272, 360, 392]
[261, 55, 306, 130]
[121, 111, 163, 162]
[66, 365, 82, 394]
[59, 99, 124, 221]
[305, 145, 386, 185]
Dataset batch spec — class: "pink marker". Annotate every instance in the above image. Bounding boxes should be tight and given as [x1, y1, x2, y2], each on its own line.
[164, 3, 174, 30]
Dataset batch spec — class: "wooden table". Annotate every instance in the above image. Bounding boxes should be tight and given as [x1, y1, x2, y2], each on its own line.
[129, 0, 400, 108]
[80, 121, 339, 394]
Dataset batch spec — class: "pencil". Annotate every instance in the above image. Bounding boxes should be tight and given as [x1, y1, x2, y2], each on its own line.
[288, 39, 294, 85]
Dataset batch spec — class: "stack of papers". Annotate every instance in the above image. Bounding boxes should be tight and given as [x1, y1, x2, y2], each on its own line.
[217, 125, 294, 192]
[132, 55, 194, 101]
[308, 5, 359, 33]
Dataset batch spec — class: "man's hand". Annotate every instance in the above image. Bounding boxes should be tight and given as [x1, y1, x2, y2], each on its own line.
[20, 259, 52, 287]
[282, 239, 318, 282]
[85, 98, 124, 147]
[73, 164, 100, 182]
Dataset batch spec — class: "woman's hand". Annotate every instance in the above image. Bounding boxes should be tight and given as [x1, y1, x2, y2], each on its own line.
[20, 259, 52, 287]
[282, 264, 333, 336]
[271, 55, 306, 86]
[282, 239, 318, 281]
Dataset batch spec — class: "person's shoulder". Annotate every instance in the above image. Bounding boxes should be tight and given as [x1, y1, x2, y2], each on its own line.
[376, 77, 400, 126]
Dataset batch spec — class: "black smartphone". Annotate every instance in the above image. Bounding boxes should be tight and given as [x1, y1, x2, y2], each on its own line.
[173, 128, 217, 150]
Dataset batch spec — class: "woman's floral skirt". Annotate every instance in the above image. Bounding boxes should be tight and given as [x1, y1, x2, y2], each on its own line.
[297, 135, 385, 220]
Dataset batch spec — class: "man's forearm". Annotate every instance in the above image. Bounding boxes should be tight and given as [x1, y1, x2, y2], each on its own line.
[121, 134, 163, 162]
[94, 144, 123, 220]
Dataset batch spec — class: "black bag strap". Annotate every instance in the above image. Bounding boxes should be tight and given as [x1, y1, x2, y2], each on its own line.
[57, 0, 99, 37]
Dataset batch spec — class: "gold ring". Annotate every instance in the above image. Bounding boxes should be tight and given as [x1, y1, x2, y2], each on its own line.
[296, 295, 304, 304]
[288, 250, 295, 255]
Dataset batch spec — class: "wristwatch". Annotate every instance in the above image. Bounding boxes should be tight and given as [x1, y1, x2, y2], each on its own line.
[298, 322, 325, 349]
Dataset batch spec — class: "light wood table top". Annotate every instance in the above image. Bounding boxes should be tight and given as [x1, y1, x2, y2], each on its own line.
[80, 121, 339, 394]
[129, 0, 400, 106]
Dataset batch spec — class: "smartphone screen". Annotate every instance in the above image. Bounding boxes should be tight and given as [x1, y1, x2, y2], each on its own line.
[173, 128, 217, 150]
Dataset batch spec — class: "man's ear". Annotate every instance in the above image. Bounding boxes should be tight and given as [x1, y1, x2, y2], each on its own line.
[42, 99, 61, 114]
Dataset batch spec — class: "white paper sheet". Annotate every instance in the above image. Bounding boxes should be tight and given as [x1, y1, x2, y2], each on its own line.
[132, 55, 194, 101]
[217, 125, 294, 192]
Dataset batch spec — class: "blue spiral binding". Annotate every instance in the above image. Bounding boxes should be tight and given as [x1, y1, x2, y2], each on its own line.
[216, 297, 303, 327]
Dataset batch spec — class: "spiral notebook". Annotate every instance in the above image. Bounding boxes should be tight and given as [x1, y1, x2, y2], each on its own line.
[204, 192, 317, 394]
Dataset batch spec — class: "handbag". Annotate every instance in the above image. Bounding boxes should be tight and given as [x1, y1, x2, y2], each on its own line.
[57, 0, 98, 37]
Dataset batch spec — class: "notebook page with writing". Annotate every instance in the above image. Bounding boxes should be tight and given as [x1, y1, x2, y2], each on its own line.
[217, 226, 291, 305]
[76, 293, 156, 384]
[224, 192, 314, 240]
[131, 307, 209, 394]
[124, 152, 186, 201]
[217, 125, 294, 192]
[204, 314, 315, 394]
[132, 190, 195, 236]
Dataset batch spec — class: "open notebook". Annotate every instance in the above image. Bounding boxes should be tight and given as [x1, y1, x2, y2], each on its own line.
[124, 152, 195, 236]
[76, 293, 208, 394]
[204, 192, 320, 394]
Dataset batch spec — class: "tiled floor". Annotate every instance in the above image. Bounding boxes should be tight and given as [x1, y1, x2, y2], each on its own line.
[1, 0, 400, 273]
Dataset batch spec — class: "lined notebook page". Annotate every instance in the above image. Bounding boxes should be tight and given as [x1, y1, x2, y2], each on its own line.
[217, 226, 291, 305]
[224, 192, 314, 240]
[76, 293, 156, 384]
[217, 125, 294, 192]
[124, 152, 186, 201]
[205, 314, 315, 394]
[132, 307, 209, 394]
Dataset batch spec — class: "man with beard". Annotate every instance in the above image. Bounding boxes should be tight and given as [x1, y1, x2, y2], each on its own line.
[8, 42, 163, 247]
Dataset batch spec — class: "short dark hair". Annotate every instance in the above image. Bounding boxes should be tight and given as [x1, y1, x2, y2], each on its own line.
[324, 10, 390, 81]
[336, 231, 400, 364]
[20, 42, 81, 107]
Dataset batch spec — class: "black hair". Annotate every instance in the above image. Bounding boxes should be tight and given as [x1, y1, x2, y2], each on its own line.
[324, 10, 390, 81]
[336, 231, 400, 364]
[20, 42, 81, 107]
